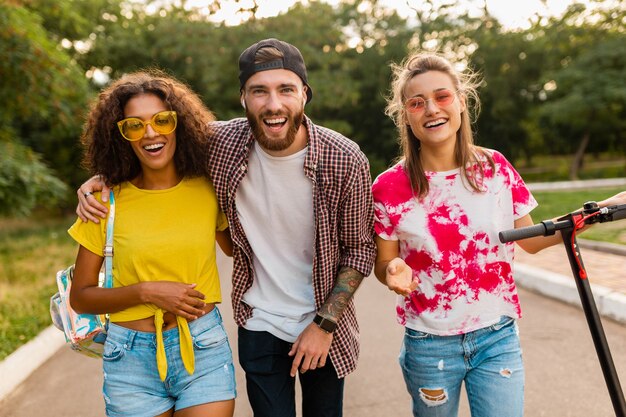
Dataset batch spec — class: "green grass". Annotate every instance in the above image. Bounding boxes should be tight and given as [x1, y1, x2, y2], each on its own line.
[530, 186, 626, 245]
[0, 214, 77, 360]
[515, 154, 625, 182]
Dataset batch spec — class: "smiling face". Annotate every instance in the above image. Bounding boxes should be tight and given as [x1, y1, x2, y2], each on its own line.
[242, 68, 307, 155]
[122, 93, 177, 178]
[404, 70, 465, 154]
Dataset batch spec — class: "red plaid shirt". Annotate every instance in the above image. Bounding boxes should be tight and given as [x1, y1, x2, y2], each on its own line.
[207, 116, 376, 378]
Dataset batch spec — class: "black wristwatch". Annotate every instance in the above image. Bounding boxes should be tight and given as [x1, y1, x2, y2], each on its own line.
[313, 314, 337, 334]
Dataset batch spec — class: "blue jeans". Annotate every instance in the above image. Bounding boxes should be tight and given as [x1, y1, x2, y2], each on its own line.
[399, 316, 524, 417]
[238, 327, 345, 417]
[102, 307, 236, 417]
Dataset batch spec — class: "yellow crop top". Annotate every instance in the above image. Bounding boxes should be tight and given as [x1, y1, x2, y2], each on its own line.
[68, 177, 228, 380]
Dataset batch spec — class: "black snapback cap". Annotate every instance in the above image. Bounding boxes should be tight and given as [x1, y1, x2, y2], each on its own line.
[238, 38, 313, 103]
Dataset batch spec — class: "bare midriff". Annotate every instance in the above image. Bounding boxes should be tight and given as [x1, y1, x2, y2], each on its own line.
[113, 303, 216, 332]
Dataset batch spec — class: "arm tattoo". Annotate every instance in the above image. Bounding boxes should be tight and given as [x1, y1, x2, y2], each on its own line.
[319, 266, 364, 322]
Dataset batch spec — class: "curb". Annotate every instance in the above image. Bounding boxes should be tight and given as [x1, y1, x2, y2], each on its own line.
[514, 263, 626, 324]
[527, 177, 626, 192]
[579, 238, 626, 257]
[0, 325, 65, 403]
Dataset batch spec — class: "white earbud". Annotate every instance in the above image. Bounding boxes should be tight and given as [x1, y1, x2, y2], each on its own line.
[240, 98, 246, 110]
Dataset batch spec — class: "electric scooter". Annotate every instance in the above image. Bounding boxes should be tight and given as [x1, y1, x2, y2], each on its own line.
[499, 201, 626, 417]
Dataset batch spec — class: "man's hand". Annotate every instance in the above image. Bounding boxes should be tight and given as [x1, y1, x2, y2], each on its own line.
[77, 175, 109, 223]
[288, 322, 333, 377]
[386, 257, 418, 297]
[142, 281, 207, 321]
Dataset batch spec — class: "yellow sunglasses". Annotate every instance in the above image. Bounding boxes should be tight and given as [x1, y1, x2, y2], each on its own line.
[117, 111, 177, 141]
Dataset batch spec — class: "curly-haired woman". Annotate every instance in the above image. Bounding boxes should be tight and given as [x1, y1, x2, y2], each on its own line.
[69, 70, 236, 417]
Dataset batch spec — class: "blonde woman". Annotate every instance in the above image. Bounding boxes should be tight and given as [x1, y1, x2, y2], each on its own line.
[373, 51, 626, 417]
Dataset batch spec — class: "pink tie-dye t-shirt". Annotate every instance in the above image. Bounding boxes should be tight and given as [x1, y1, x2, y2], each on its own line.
[372, 150, 537, 335]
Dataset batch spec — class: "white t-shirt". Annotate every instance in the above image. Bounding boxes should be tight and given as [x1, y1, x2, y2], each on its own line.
[372, 150, 537, 336]
[237, 142, 316, 342]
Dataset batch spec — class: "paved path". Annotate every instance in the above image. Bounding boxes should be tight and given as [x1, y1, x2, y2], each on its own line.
[516, 242, 626, 295]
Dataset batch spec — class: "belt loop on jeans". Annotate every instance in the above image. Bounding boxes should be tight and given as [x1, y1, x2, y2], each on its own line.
[125, 329, 136, 350]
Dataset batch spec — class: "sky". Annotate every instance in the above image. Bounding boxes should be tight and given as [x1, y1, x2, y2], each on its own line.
[198, 0, 597, 29]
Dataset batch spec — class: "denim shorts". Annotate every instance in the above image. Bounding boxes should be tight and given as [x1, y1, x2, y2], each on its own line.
[399, 316, 524, 417]
[102, 307, 236, 417]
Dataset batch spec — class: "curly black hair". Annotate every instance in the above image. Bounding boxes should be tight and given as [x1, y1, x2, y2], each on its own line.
[81, 69, 215, 185]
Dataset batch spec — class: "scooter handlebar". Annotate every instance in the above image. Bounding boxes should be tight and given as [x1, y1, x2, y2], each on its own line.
[499, 204, 626, 244]
[499, 223, 548, 243]
[612, 205, 626, 221]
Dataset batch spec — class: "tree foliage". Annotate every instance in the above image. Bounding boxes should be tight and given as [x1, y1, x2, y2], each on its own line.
[0, 141, 68, 217]
[0, 3, 91, 212]
[1, 0, 625, 216]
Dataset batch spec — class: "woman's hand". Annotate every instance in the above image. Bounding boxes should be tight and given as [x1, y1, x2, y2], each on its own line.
[385, 257, 418, 297]
[76, 175, 110, 223]
[374, 236, 418, 296]
[598, 191, 626, 208]
[142, 281, 207, 320]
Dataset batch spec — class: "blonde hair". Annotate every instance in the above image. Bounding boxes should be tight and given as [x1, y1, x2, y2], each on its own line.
[385, 51, 493, 198]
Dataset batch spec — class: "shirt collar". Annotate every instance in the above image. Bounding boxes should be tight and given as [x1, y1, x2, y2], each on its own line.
[302, 116, 318, 175]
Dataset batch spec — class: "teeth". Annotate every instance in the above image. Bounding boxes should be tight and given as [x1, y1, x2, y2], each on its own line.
[143, 143, 165, 150]
[265, 118, 286, 125]
[425, 119, 446, 128]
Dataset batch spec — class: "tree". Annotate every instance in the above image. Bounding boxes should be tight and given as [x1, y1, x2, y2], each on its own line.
[515, 2, 626, 178]
[327, 0, 415, 173]
[0, 141, 68, 217]
[0, 3, 90, 214]
[536, 37, 626, 179]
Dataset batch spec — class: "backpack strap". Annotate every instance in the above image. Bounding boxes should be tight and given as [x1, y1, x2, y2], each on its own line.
[102, 190, 115, 289]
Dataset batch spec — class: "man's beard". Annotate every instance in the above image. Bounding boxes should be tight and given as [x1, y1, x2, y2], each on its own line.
[247, 107, 304, 152]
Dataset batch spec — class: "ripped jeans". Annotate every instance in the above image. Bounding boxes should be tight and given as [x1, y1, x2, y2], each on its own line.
[399, 316, 524, 417]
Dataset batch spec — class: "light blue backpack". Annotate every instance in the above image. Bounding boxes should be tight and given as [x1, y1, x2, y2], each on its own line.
[49, 191, 115, 358]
